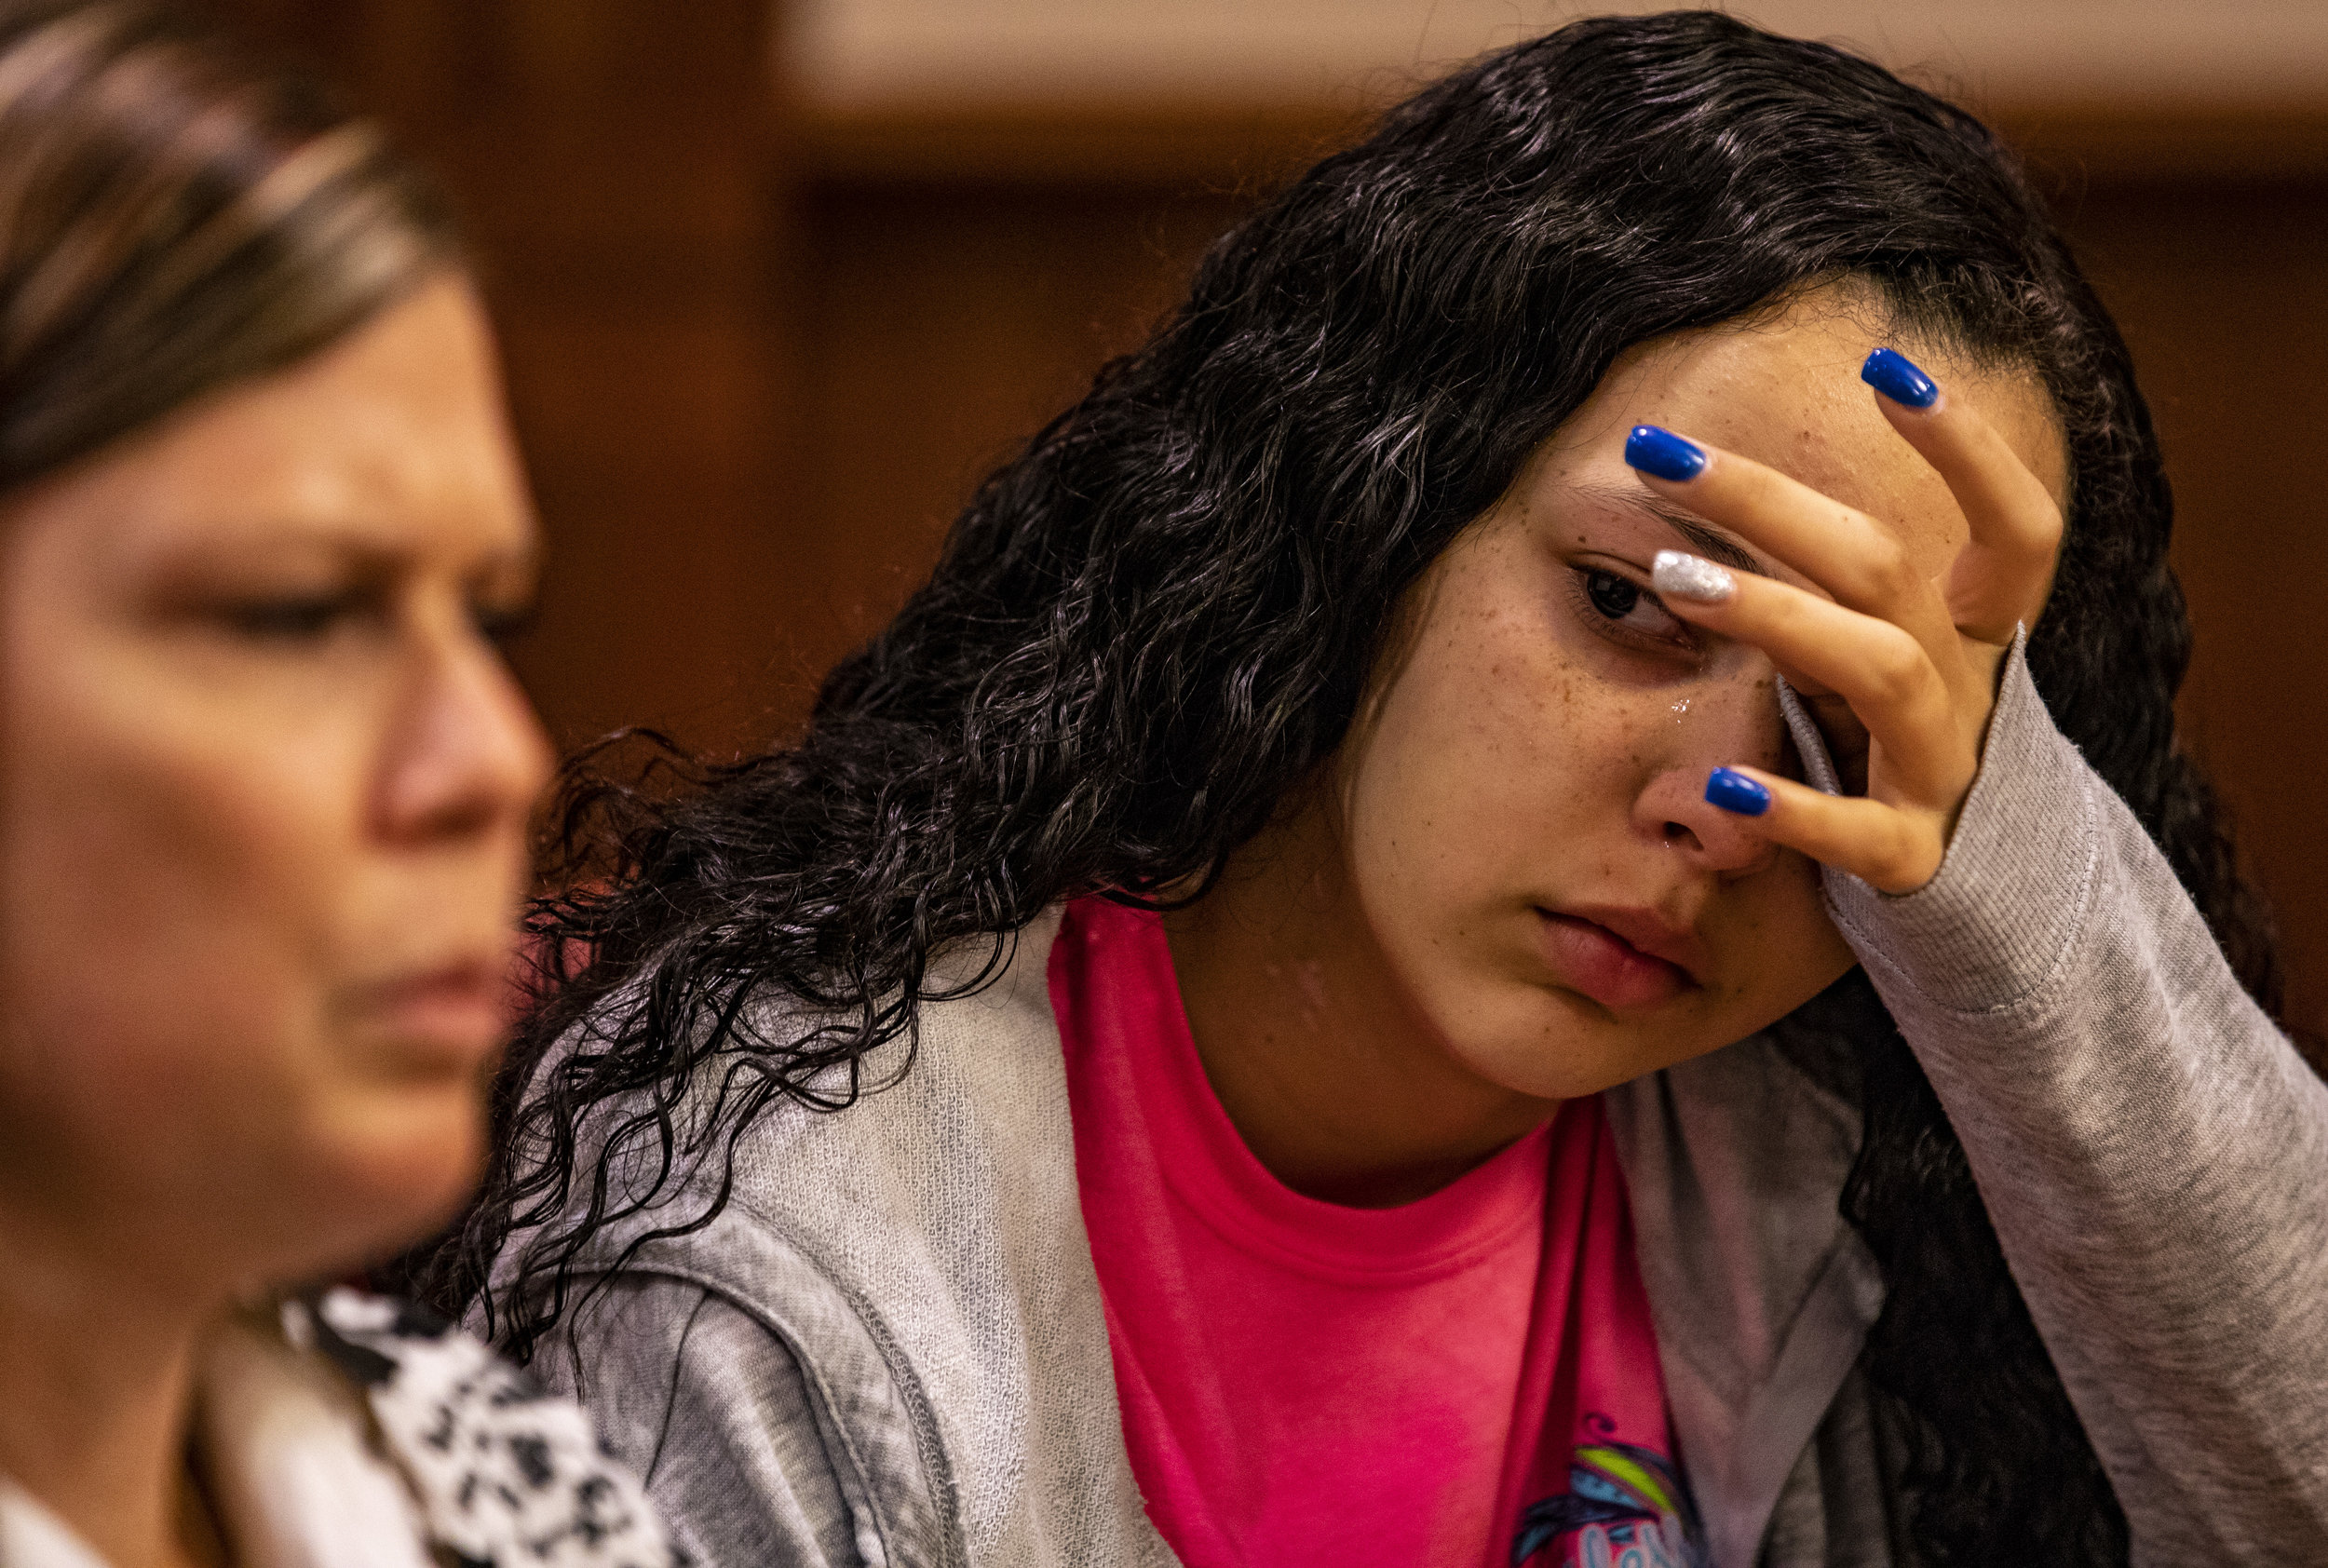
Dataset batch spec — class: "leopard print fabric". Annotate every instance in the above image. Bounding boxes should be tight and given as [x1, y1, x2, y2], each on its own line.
[290, 1290, 686, 1568]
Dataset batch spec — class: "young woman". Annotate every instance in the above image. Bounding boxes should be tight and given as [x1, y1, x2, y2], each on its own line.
[0, 7, 680, 1567]
[449, 14, 2328, 1568]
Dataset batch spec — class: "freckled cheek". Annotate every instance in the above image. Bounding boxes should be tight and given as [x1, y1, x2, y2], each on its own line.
[1665, 676, 1793, 774]
[1346, 634, 1649, 909]
[1516, 618, 1786, 786]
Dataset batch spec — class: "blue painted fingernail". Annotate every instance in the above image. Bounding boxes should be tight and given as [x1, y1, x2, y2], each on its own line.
[1625, 425, 1707, 482]
[1861, 347, 1938, 409]
[1705, 767, 1771, 817]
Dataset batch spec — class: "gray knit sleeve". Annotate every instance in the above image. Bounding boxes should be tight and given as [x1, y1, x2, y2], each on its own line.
[529, 1274, 873, 1568]
[1812, 642, 2328, 1561]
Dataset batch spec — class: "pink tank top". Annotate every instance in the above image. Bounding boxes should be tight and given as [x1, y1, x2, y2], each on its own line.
[1050, 897, 1693, 1568]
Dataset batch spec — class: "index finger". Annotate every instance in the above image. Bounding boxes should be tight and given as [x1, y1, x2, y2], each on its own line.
[1860, 346, 2064, 642]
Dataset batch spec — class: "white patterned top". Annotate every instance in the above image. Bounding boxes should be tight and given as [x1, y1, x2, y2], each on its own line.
[0, 1289, 683, 1568]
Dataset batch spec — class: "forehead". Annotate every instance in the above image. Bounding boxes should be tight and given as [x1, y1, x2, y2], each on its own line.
[1530, 290, 2067, 575]
[6, 280, 535, 576]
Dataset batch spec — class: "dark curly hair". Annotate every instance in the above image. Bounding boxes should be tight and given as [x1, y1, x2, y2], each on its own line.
[435, 13, 2287, 1562]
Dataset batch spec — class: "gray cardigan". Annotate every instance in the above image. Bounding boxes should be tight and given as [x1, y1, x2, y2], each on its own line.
[501, 646, 2328, 1566]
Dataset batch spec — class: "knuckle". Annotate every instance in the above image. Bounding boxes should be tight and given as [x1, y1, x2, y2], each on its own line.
[1855, 531, 1918, 602]
[1866, 833, 1923, 890]
[1861, 630, 1931, 709]
[2003, 510, 2064, 569]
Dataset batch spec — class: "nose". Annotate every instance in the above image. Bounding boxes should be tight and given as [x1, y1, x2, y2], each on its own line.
[374, 621, 552, 847]
[1628, 679, 1791, 875]
[1632, 764, 1780, 876]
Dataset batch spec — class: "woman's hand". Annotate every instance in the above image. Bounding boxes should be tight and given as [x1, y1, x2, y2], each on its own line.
[1622, 347, 2063, 894]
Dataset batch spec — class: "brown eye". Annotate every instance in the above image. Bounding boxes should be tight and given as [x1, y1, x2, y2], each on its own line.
[1573, 565, 1690, 652]
[1585, 569, 1642, 620]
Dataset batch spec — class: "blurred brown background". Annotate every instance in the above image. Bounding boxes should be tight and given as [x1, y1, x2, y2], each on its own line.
[210, 2, 2328, 1033]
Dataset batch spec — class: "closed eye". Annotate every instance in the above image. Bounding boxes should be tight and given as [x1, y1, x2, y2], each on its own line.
[471, 597, 535, 647]
[218, 588, 381, 641]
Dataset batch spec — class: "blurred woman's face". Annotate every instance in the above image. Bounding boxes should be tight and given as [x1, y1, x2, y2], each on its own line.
[1333, 292, 2066, 1100]
[0, 278, 549, 1291]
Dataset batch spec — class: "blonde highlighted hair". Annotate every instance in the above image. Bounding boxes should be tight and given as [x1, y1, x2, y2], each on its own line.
[0, 0, 456, 484]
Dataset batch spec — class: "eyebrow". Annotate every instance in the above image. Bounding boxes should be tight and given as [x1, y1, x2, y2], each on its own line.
[1570, 481, 1763, 574]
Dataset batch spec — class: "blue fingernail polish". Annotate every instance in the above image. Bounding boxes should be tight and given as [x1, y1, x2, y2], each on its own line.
[1861, 347, 1938, 409]
[1705, 767, 1771, 817]
[1625, 425, 1707, 482]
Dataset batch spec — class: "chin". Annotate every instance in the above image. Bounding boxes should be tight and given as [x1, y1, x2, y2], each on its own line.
[288, 1079, 489, 1273]
[1464, 990, 1712, 1101]
[1473, 1048, 1644, 1102]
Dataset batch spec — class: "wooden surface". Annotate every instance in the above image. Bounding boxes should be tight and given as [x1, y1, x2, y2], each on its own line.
[203, 5, 2328, 1034]
[214, 0, 796, 750]
[2071, 179, 2328, 1034]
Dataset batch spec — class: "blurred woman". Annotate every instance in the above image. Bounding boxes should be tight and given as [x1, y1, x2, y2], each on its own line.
[0, 6, 680, 1566]
[453, 13, 2328, 1568]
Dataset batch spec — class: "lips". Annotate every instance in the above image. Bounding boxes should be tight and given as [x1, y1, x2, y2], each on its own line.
[350, 959, 509, 1071]
[1534, 908, 1699, 1011]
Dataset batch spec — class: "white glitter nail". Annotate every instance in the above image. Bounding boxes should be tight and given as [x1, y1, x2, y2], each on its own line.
[1652, 549, 1734, 604]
